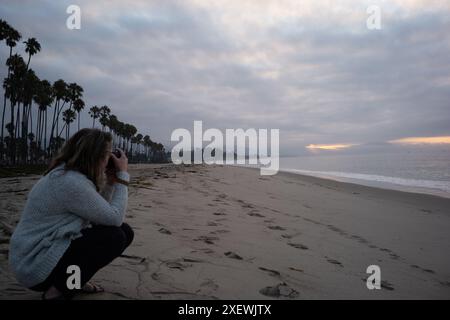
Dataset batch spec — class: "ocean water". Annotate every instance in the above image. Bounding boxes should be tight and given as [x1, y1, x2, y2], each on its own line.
[279, 147, 450, 198]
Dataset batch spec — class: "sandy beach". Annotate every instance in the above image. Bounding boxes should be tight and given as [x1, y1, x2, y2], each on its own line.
[0, 164, 449, 299]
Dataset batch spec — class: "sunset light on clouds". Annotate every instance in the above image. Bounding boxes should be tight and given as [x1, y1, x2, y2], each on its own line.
[389, 136, 450, 145]
[306, 144, 356, 151]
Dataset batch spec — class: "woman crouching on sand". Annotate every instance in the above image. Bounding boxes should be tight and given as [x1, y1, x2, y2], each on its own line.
[8, 128, 134, 300]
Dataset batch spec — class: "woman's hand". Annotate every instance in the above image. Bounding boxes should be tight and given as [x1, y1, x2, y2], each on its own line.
[105, 168, 117, 185]
[110, 148, 128, 172]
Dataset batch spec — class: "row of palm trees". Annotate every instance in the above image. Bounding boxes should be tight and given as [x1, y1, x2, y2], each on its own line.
[0, 19, 167, 165]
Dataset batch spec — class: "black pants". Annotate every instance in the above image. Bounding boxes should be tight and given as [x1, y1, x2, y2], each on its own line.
[30, 223, 134, 299]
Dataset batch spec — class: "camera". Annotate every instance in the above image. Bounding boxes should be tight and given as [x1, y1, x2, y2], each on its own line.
[106, 149, 121, 170]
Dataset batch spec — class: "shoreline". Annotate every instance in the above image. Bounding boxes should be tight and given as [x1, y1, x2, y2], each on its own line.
[281, 169, 450, 200]
[232, 164, 450, 200]
[1, 163, 449, 299]
[246, 165, 450, 203]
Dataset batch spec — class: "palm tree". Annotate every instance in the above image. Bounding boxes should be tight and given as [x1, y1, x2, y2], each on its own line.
[33, 79, 53, 155]
[107, 114, 118, 146]
[72, 98, 85, 131]
[23, 38, 41, 69]
[143, 135, 151, 160]
[48, 79, 68, 156]
[98, 105, 111, 131]
[88, 105, 101, 128]
[67, 82, 83, 108]
[124, 124, 137, 156]
[4, 54, 26, 163]
[135, 133, 143, 155]
[115, 121, 125, 150]
[19, 69, 39, 163]
[0, 19, 9, 41]
[1, 22, 21, 161]
[60, 109, 76, 140]
[0, 19, 10, 159]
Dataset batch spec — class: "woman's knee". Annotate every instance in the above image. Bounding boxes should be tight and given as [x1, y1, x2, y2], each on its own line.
[92, 225, 128, 256]
[120, 223, 134, 248]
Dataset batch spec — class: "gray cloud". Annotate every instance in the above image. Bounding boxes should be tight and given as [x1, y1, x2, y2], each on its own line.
[1, 0, 449, 155]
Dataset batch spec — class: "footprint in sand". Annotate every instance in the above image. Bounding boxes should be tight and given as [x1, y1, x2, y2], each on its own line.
[381, 280, 395, 291]
[158, 227, 172, 235]
[379, 248, 400, 260]
[194, 235, 219, 245]
[267, 225, 286, 231]
[196, 278, 219, 295]
[192, 248, 215, 254]
[209, 230, 230, 234]
[151, 272, 172, 282]
[325, 257, 343, 267]
[389, 253, 400, 260]
[259, 282, 299, 298]
[259, 267, 281, 277]
[410, 265, 435, 274]
[224, 251, 243, 260]
[163, 258, 193, 271]
[119, 254, 146, 263]
[237, 199, 254, 209]
[182, 257, 204, 263]
[350, 234, 369, 244]
[288, 243, 309, 250]
[247, 211, 265, 218]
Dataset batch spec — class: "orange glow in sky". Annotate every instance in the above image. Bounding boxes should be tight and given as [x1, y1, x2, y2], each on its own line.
[388, 136, 450, 145]
[306, 144, 355, 150]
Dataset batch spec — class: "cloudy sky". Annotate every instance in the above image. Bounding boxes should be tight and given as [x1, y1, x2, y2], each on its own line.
[1, 0, 449, 155]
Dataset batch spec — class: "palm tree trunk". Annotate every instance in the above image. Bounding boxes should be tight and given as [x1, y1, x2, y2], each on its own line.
[20, 104, 27, 163]
[29, 105, 33, 163]
[26, 54, 31, 70]
[9, 100, 15, 164]
[15, 102, 20, 139]
[36, 109, 41, 148]
[57, 122, 67, 140]
[0, 103, 6, 161]
[48, 100, 59, 156]
[1, 46, 13, 160]
[44, 108, 47, 157]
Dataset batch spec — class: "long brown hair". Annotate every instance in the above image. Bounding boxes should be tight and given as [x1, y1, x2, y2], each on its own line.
[44, 128, 112, 192]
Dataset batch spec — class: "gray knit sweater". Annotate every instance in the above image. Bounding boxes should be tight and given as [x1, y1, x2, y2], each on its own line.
[8, 162, 130, 288]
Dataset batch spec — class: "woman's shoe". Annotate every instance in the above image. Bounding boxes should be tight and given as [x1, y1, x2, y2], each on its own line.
[81, 282, 105, 294]
[41, 290, 65, 300]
